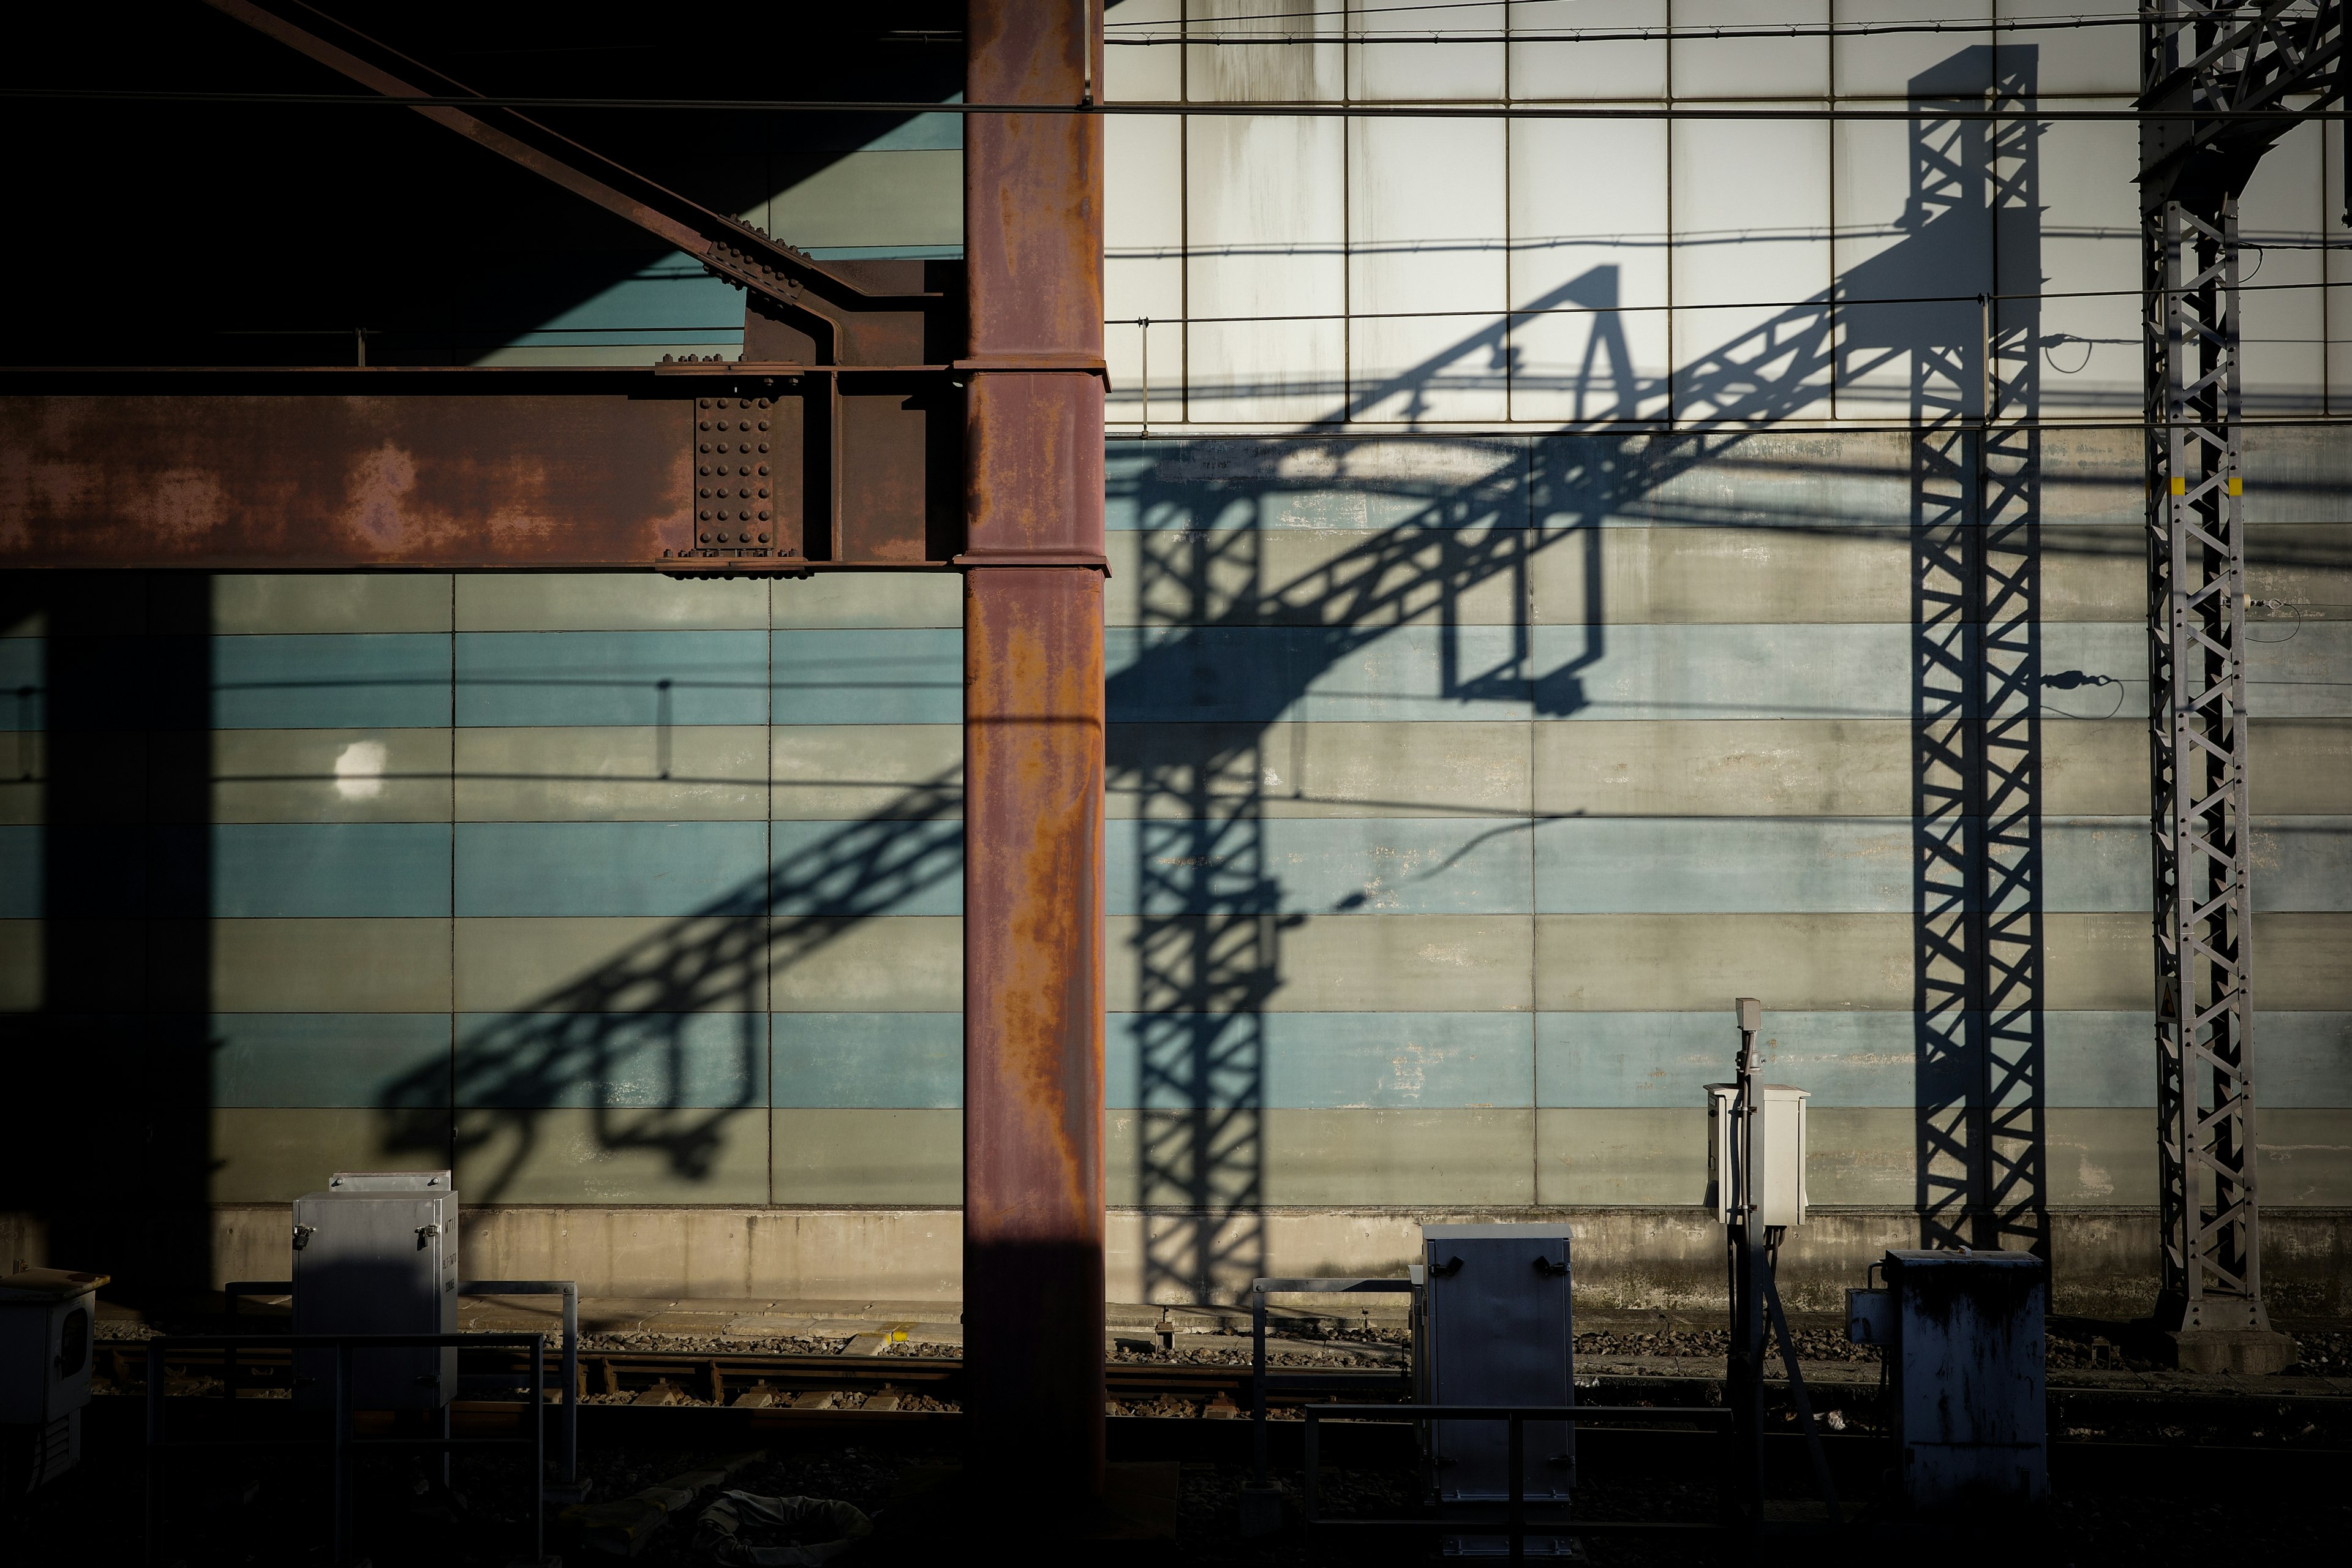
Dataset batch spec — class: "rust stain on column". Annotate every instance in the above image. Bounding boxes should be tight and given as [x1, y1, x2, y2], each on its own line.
[962, 0, 1107, 1499]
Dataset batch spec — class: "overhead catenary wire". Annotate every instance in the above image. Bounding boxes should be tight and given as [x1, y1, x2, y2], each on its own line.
[1103, 1, 2146, 31]
[4, 86, 2345, 119]
[1101, 274, 2352, 329]
[1106, 9, 2157, 45]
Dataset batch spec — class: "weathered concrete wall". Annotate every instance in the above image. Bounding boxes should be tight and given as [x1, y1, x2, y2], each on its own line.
[150, 1204, 2350, 1320]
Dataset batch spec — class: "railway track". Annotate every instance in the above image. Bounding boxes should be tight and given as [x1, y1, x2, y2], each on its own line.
[97, 1341, 1413, 1414]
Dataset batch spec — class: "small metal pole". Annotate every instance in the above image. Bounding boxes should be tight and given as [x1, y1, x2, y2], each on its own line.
[562, 1283, 579, 1486]
[333, 1343, 352, 1561]
[144, 1341, 162, 1567]
[1729, 997, 1767, 1529]
[1251, 1284, 1268, 1485]
[532, 1335, 546, 1563]
[1507, 1411, 1525, 1562]
[1303, 1410, 1320, 1528]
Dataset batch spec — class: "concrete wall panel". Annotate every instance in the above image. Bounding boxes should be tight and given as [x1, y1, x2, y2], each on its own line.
[454, 822, 767, 918]
[1108, 913, 1532, 1013]
[454, 1106, 770, 1204]
[771, 1109, 960, 1204]
[211, 918, 452, 1012]
[209, 1014, 450, 1107]
[769, 725, 961, 820]
[209, 1107, 453, 1204]
[213, 575, 452, 636]
[454, 916, 761, 1012]
[455, 573, 766, 633]
[215, 635, 451, 729]
[774, 1012, 960, 1108]
[455, 727, 767, 822]
[1114, 720, 1530, 820]
[213, 728, 452, 824]
[455, 632, 769, 728]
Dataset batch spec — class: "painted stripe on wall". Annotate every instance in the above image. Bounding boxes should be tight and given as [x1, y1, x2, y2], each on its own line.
[774, 1011, 962, 1107]
[1532, 1010, 2352, 1109]
[772, 630, 962, 724]
[456, 1011, 768, 1107]
[455, 631, 769, 728]
[209, 1013, 450, 1107]
[453, 822, 765, 918]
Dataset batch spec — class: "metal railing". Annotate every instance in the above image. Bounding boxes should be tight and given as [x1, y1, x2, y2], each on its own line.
[1248, 1275, 1417, 1486]
[222, 1275, 580, 1490]
[1302, 1404, 1734, 1561]
[144, 1332, 546, 1566]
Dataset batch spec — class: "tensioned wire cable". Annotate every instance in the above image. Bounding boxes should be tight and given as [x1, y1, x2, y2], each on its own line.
[1103, 0, 2149, 29]
[4, 87, 2342, 119]
[1102, 274, 2352, 328]
[1106, 7, 2162, 43]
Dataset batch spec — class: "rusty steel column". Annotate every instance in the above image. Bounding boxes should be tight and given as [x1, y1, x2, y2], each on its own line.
[961, 0, 1107, 1499]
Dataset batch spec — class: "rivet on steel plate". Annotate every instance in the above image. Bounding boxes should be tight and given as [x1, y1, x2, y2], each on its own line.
[699, 533, 711, 543]
[757, 533, 770, 543]
[755, 399, 770, 410]
[756, 464, 769, 476]
[758, 420, 770, 432]
[758, 442, 769, 453]
[698, 398, 711, 409]
[757, 513, 770, 524]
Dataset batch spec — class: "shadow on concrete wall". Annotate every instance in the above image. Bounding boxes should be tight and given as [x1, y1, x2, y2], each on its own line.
[0, 574, 216, 1305]
[348, 42, 2082, 1300]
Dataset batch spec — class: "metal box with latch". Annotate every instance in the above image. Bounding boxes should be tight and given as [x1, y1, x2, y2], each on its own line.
[292, 1170, 459, 1409]
[1705, 1082, 1809, 1226]
[1847, 1248, 2047, 1509]
[0, 1267, 107, 1488]
[1415, 1223, 1575, 1556]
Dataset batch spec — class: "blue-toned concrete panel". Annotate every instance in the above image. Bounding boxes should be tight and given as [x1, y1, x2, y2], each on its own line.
[1532, 432, 1915, 530]
[772, 631, 962, 725]
[456, 631, 769, 728]
[214, 825, 450, 918]
[1532, 816, 2176, 915]
[0, 640, 39, 730]
[209, 1013, 450, 1108]
[1112, 1011, 1535, 1109]
[1533, 1009, 2352, 1109]
[1108, 625, 1533, 724]
[214, 635, 452, 729]
[0, 829, 36, 916]
[1112, 818, 1533, 916]
[2247, 624, 2352, 718]
[455, 1011, 767, 1108]
[768, 818, 963, 917]
[772, 1011, 962, 1107]
[2251, 817, 2352, 911]
[1108, 440, 1529, 533]
[1532, 624, 1913, 721]
[455, 823, 766, 918]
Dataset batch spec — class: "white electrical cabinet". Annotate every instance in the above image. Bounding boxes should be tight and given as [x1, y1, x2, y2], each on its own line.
[0, 1267, 106, 1490]
[292, 1170, 459, 1409]
[1704, 1083, 1809, 1226]
[1415, 1223, 1575, 1558]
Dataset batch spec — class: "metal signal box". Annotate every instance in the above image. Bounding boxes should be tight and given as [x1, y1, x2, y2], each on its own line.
[1415, 1223, 1575, 1557]
[0, 1267, 107, 1488]
[1847, 1249, 2047, 1509]
[292, 1170, 459, 1410]
[1705, 1082, 1809, 1226]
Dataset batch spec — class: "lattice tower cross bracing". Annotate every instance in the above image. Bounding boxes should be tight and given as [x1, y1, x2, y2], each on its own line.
[2138, 0, 2347, 1340]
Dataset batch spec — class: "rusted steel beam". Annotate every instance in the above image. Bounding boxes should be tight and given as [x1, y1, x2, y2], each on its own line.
[0, 392, 685, 567]
[0, 372, 963, 569]
[960, 0, 1108, 1504]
